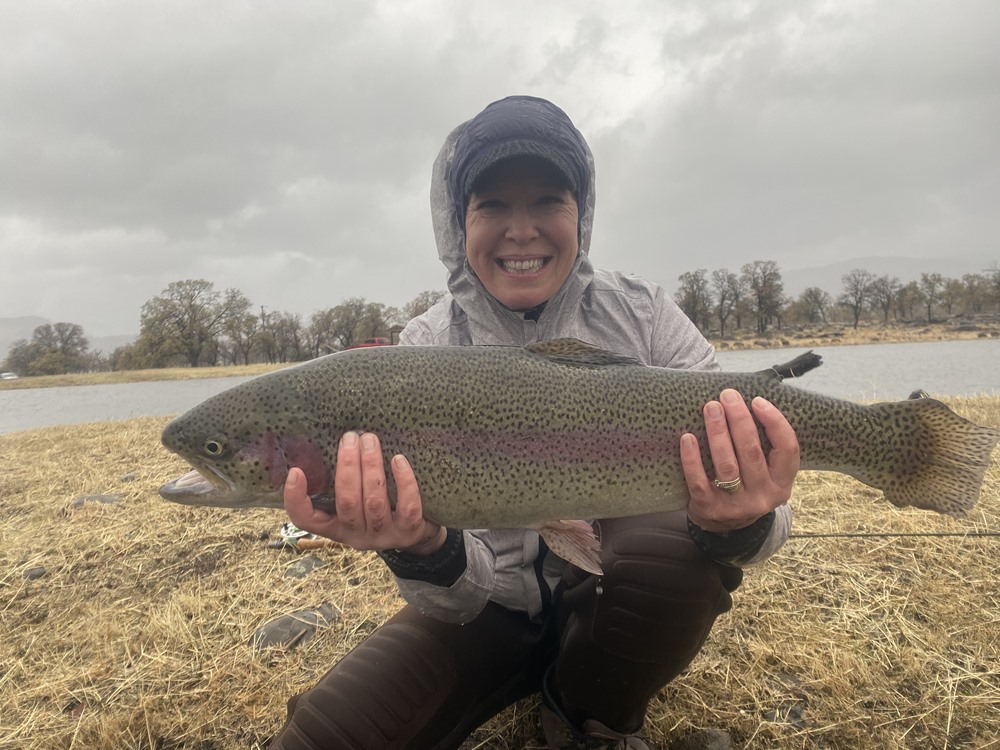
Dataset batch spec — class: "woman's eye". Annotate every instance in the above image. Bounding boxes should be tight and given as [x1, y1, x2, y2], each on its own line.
[534, 194, 569, 212]
[475, 199, 505, 210]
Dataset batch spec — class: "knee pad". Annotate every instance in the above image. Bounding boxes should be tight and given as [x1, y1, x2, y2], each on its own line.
[566, 514, 742, 663]
[278, 622, 456, 749]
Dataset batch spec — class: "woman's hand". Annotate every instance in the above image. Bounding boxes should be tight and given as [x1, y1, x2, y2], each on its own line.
[680, 389, 799, 533]
[283, 431, 446, 555]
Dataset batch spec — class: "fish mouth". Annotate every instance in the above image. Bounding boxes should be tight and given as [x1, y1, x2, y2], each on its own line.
[159, 467, 284, 509]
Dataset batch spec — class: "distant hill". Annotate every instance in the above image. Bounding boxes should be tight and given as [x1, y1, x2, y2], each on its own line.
[0, 316, 135, 360]
[782, 255, 995, 297]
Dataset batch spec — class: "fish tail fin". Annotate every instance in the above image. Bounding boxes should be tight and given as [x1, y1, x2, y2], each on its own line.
[863, 398, 999, 517]
[537, 520, 603, 575]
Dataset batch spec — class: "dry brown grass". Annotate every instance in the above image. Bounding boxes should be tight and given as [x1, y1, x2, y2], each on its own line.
[1, 398, 998, 749]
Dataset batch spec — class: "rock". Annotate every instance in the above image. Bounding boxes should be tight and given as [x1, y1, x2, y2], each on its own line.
[70, 494, 124, 508]
[283, 555, 327, 579]
[763, 701, 807, 727]
[23, 566, 47, 580]
[250, 603, 341, 651]
[669, 728, 734, 750]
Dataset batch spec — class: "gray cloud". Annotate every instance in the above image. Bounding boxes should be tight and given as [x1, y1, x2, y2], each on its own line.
[1, 0, 996, 337]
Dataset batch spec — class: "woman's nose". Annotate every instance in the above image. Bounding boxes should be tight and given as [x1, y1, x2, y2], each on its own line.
[505, 206, 540, 244]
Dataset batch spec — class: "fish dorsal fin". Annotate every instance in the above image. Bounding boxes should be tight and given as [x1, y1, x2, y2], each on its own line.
[525, 339, 645, 369]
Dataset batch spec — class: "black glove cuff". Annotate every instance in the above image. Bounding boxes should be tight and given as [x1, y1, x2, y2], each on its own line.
[378, 528, 467, 586]
[687, 511, 776, 565]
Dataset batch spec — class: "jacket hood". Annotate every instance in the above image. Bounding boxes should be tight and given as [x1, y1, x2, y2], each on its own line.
[428, 100, 597, 343]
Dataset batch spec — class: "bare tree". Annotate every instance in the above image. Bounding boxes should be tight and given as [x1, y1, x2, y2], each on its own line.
[221, 293, 259, 365]
[982, 264, 1000, 311]
[741, 260, 784, 334]
[798, 287, 833, 324]
[710, 269, 741, 338]
[869, 275, 902, 324]
[895, 281, 922, 320]
[918, 272, 945, 323]
[675, 270, 712, 332]
[960, 273, 988, 315]
[838, 268, 876, 329]
[939, 278, 965, 316]
[265, 311, 305, 363]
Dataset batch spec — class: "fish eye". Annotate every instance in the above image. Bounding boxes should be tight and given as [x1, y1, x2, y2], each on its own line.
[204, 438, 226, 456]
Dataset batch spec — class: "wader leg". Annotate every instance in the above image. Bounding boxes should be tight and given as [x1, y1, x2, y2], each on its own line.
[551, 511, 743, 734]
[267, 601, 552, 750]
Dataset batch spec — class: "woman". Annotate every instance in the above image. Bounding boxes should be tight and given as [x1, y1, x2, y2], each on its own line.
[270, 96, 798, 750]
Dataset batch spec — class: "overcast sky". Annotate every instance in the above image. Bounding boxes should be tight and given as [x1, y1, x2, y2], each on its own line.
[1, 0, 997, 337]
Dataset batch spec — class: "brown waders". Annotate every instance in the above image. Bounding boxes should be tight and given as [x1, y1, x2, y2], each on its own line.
[267, 511, 743, 749]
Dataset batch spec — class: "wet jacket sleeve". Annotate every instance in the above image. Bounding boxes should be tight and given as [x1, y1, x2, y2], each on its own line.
[377, 530, 499, 623]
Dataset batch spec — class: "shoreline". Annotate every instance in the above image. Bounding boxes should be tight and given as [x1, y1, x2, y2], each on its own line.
[2, 320, 997, 390]
[711, 319, 997, 351]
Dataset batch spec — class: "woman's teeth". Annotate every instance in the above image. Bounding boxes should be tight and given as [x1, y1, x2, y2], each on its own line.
[500, 258, 545, 273]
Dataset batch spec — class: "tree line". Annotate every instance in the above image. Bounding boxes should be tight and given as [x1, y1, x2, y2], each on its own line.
[3, 280, 444, 375]
[673, 261, 1000, 338]
[4, 262, 999, 376]
[2, 322, 97, 376]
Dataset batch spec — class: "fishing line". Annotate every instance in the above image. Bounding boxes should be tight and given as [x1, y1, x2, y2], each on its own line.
[788, 531, 1000, 539]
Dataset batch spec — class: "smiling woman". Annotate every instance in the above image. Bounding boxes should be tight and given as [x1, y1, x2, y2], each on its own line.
[266, 94, 804, 750]
[463, 157, 581, 311]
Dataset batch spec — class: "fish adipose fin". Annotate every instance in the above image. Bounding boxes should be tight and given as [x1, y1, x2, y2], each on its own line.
[525, 339, 645, 369]
[767, 350, 823, 380]
[537, 519, 604, 575]
[861, 398, 1000, 517]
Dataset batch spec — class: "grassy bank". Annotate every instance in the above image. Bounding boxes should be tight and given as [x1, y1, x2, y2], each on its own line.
[713, 318, 999, 351]
[0, 362, 285, 390]
[2, 319, 997, 390]
[1, 397, 998, 748]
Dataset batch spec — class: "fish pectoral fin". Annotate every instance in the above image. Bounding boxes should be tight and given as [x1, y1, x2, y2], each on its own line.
[537, 520, 604, 576]
[525, 339, 644, 369]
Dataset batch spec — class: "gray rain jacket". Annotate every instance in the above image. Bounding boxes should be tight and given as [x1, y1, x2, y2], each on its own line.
[390, 121, 792, 624]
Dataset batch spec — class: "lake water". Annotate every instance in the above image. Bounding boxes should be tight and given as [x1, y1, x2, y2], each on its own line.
[0, 339, 997, 435]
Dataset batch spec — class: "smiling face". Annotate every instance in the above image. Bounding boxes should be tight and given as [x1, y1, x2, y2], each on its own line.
[464, 156, 580, 311]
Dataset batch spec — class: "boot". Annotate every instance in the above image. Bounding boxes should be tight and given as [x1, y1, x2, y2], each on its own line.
[540, 665, 654, 749]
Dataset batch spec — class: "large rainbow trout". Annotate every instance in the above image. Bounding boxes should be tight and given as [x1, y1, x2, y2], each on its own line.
[160, 339, 999, 573]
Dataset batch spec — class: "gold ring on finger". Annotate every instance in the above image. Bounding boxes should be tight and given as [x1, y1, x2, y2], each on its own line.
[713, 476, 742, 494]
